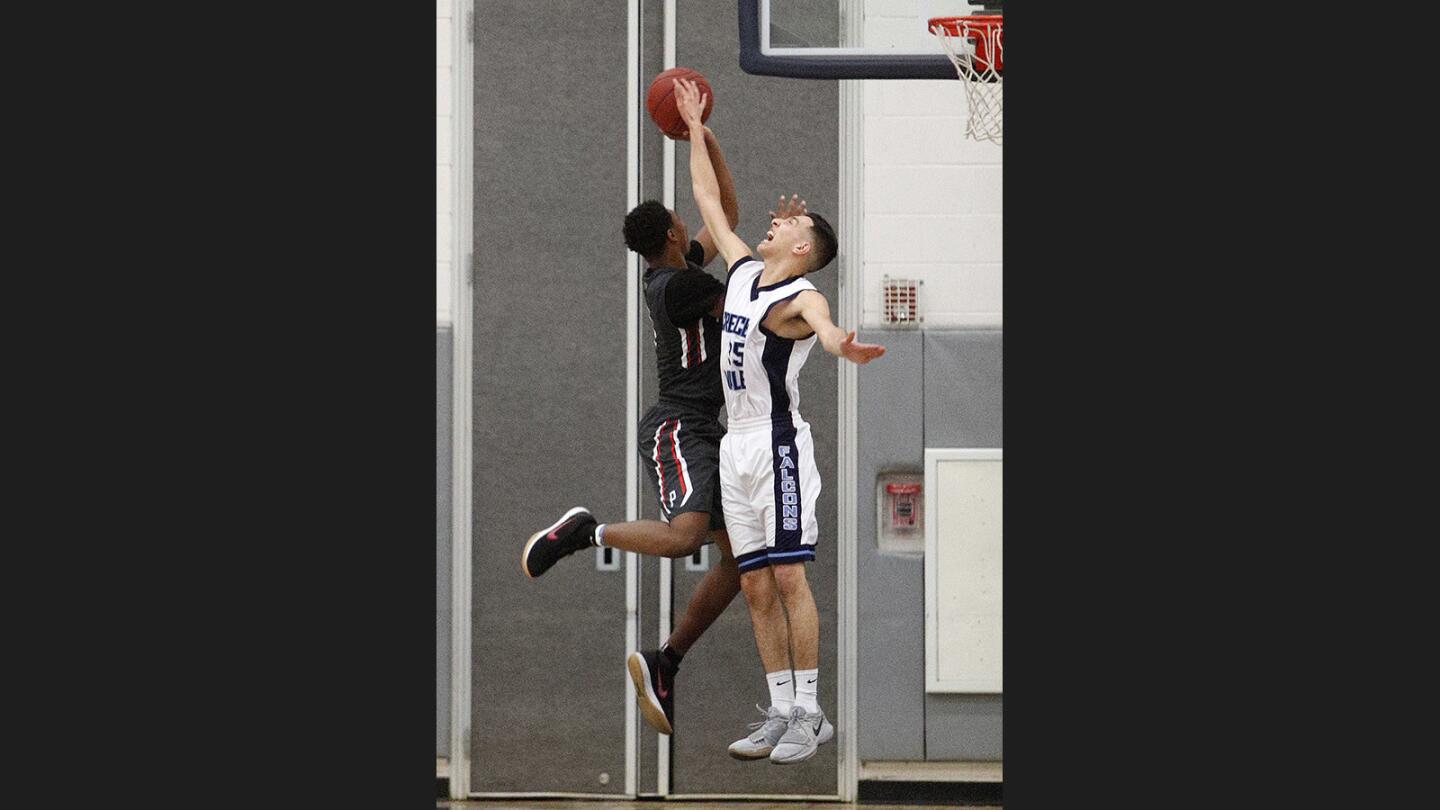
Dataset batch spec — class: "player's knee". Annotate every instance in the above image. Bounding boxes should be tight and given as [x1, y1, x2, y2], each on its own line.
[771, 562, 808, 595]
[666, 513, 710, 557]
[739, 569, 778, 608]
[679, 527, 709, 557]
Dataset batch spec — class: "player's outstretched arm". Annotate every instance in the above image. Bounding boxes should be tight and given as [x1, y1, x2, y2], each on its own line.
[691, 126, 740, 267]
[793, 290, 886, 365]
[675, 78, 752, 270]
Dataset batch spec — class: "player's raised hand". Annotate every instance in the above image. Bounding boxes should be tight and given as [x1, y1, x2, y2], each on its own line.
[769, 193, 807, 220]
[837, 331, 886, 365]
[673, 78, 709, 131]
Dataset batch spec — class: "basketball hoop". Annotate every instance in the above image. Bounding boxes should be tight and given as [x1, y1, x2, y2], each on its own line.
[928, 15, 1003, 145]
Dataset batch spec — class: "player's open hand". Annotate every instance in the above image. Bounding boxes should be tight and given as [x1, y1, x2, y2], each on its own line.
[769, 193, 807, 220]
[673, 78, 709, 131]
[838, 331, 886, 365]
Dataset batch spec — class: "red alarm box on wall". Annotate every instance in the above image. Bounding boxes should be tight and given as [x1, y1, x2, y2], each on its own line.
[876, 472, 924, 554]
[887, 482, 921, 527]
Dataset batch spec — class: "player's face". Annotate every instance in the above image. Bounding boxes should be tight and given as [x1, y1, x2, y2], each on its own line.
[668, 210, 688, 249]
[758, 214, 812, 260]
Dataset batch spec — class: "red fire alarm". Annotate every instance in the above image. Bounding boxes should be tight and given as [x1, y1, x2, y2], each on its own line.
[876, 473, 924, 554]
[886, 482, 921, 528]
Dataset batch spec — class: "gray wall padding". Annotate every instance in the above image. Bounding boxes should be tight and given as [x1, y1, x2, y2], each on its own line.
[664, 0, 840, 796]
[856, 329, 1003, 762]
[469, 2, 631, 794]
[437, 328, 452, 758]
[923, 330, 1003, 448]
[855, 330, 926, 761]
[921, 330, 1003, 760]
[925, 693, 1003, 760]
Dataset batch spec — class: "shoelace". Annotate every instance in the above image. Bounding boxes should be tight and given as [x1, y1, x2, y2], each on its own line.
[785, 708, 818, 739]
[745, 704, 787, 740]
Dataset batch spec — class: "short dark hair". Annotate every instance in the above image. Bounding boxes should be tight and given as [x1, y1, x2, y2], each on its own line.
[623, 200, 672, 260]
[805, 212, 838, 273]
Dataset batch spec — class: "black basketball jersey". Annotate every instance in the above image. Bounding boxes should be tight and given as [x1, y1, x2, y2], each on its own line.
[643, 241, 725, 415]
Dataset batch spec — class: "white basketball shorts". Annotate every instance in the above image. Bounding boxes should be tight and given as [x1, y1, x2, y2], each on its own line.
[719, 412, 821, 572]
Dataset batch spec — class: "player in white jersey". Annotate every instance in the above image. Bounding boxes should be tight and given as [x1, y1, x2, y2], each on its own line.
[674, 78, 886, 765]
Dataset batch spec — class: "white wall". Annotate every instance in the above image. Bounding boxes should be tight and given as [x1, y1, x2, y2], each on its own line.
[861, 0, 1002, 328]
[437, 0, 456, 327]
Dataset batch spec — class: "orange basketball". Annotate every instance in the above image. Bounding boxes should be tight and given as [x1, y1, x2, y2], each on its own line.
[646, 67, 713, 141]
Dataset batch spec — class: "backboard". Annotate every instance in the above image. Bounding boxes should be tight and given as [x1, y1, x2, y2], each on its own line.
[742, 0, 1003, 79]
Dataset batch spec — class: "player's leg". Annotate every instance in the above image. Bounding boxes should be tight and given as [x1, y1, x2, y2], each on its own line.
[767, 420, 831, 764]
[740, 566, 792, 677]
[771, 562, 829, 754]
[715, 432, 795, 760]
[597, 511, 709, 558]
[627, 528, 739, 735]
[524, 510, 711, 578]
[665, 529, 739, 655]
[772, 562, 817, 672]
[770, 420, 823, 679]
[663, 468, 739, 655]
[728, 564, 801, 760]
[626, 439, 737, 734]
[523, 414, 716, 577]
[598, 411, 722, 557]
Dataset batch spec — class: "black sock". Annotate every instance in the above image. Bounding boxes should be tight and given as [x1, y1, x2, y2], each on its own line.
[660, 643, 684, 670]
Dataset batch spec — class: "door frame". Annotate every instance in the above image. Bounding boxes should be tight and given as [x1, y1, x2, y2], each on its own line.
[447, 0, 476, 799]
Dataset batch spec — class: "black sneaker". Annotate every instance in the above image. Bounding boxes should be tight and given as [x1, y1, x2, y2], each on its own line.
[627, 649, 676, 735]
[521, 506, 595, 578]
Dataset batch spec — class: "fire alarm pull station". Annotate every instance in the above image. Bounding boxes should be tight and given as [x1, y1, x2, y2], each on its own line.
[876, 472, 924, 554]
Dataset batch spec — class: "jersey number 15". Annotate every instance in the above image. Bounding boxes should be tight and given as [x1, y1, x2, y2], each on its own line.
[726, 342, 746, 390]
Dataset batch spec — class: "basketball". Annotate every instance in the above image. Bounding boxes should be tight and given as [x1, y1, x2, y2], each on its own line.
[646, 67, 713, 140]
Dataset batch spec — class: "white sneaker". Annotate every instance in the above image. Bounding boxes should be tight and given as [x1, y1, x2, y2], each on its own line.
[769, 706, 833, 765]
[727, 705, 789, 760]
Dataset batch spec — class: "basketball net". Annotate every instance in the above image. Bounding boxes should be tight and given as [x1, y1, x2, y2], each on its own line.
[929, 16, 1003, 145]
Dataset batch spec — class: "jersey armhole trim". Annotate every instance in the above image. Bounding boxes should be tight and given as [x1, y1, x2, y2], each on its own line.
[757, 291, 815, 341]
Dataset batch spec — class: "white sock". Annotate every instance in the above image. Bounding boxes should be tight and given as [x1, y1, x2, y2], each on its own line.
[794, 668, 819, 714]
[594, 523, 606, 547]
[767, 670, 794, 714]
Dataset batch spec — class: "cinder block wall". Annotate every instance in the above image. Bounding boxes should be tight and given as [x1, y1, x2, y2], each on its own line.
[861, 0, 1001, 329]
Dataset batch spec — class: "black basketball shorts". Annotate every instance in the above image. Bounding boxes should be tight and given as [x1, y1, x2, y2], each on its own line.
[637, 407, 725, 532]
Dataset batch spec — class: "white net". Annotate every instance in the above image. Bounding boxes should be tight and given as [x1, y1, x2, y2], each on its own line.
[930, 16, 1003, 145]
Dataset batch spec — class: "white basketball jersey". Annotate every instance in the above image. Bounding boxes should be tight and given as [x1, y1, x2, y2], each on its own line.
[719, 258, 819, 428]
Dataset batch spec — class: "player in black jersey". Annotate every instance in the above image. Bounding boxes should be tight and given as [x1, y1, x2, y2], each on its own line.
[520, 124, 808, 736]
